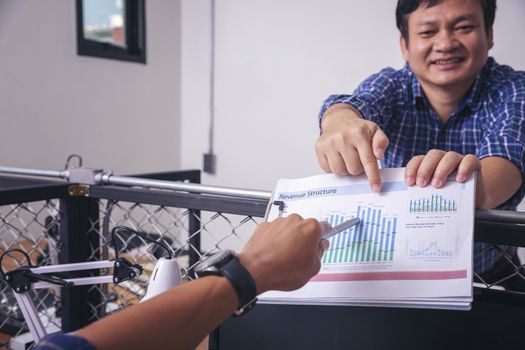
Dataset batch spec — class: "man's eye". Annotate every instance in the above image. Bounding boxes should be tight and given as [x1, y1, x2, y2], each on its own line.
[456, 25, 475, 32]
[419, 31, 434, 37]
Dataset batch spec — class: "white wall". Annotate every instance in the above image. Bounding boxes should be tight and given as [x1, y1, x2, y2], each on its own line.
[181, 0, 525, 193]
[0, 0, 181, 174]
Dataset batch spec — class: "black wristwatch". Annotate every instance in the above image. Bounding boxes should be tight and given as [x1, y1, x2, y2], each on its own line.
[194, 249, 257, 316]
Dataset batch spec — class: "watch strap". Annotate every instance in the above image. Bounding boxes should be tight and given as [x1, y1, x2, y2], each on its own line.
[220, 257, 257, 316]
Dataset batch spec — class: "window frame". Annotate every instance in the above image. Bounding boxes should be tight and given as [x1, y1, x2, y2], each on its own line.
[76, 0, 146, 64]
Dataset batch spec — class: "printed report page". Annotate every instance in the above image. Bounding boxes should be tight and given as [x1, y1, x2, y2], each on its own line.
[261, 168, 474, 307]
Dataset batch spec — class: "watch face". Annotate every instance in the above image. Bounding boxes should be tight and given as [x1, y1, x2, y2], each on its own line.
[195, 249, 235, 275]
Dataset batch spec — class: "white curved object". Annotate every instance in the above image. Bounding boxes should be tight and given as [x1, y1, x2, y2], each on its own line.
[141, 258, 183, 302]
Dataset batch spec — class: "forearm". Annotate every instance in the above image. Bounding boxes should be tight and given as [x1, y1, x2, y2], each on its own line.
[77, 276, 237, 350]
[476, 157, 523, 209]
[321, 103, 363, 131]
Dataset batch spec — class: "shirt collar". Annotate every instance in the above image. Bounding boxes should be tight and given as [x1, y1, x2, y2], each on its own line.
[405, 57, 494, 111]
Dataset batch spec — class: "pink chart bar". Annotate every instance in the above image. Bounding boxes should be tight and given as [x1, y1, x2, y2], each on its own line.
[311, 269, 467, 282]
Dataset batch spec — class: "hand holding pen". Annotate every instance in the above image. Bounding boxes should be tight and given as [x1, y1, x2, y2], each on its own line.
[321, 217, 360, 239]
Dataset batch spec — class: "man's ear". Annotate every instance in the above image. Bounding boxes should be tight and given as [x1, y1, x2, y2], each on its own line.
[486, 26, 494, 50]
[400, 34, 409, 61]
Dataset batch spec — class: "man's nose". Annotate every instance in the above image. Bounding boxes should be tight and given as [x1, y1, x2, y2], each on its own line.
[434, 30, 460, 51]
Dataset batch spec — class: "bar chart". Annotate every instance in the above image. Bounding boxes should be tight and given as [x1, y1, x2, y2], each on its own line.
[409, 194, 457, 214]
[322, 205, 398, 264]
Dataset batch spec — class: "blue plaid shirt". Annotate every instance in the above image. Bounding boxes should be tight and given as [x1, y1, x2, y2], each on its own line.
[319, 57, 525, 274]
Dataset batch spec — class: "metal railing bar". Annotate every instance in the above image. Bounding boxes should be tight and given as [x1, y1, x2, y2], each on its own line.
[89, 185, 269, 217]
[0, 166, 271, 200]
[128, 170, 201, 183]
[97, 173, 272, 201]
[0, 167, 67, 179]
[0, 183, 70, 206]
[0, 175, 64, 188]
[3, 166, 525, 225]
[474, 221, 525, 247]
[475, 209, 525, 224]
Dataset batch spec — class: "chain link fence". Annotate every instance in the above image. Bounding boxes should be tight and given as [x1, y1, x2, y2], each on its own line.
[1, 170, 525, 349]
[473, 245, 525, 291]
[0, 199, 63, 346]
[0, 171, 268, 349]
[83, 199, 261, 322]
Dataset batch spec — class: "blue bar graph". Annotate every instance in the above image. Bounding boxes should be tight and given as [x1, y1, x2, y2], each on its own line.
[322, 206, 398, 264]
[409, 194, 457, 213]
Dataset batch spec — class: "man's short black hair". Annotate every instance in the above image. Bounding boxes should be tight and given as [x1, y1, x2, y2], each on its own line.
[396, 0, 497, 41]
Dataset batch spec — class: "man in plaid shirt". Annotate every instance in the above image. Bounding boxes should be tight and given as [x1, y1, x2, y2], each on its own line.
[316, 0, 525, 280]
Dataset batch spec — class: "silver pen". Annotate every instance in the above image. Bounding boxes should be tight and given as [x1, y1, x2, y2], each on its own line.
[322, 217, 361, 239]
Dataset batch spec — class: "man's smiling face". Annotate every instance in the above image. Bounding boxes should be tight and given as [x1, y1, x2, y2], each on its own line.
[400, 0, 493, 93]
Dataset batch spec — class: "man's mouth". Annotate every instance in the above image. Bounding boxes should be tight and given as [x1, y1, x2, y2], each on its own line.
[432, 58, 464, 65]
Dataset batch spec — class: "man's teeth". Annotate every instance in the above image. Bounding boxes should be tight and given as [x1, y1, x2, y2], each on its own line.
[434, 58, 462, 64]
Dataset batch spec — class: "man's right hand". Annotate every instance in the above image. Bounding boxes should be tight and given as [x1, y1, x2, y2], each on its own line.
[239, 215, 330, 294]
[315, 103, 389, 192]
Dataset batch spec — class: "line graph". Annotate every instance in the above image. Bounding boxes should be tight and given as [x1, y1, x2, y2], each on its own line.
[408, 241, 454, 259]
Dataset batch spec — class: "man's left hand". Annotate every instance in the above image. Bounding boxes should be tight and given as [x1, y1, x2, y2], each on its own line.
[404, 149, 480, 188]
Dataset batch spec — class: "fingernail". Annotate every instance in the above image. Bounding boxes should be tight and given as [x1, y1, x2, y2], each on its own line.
[416, 177, 427, 186]
[432, 178, 444, 187]
[456, 174, 466, 182]
[320, 221, 332, 233]
[377, 149, 385, 160]
[405, 175, 415, 185]
[371, 184, 381, 192]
